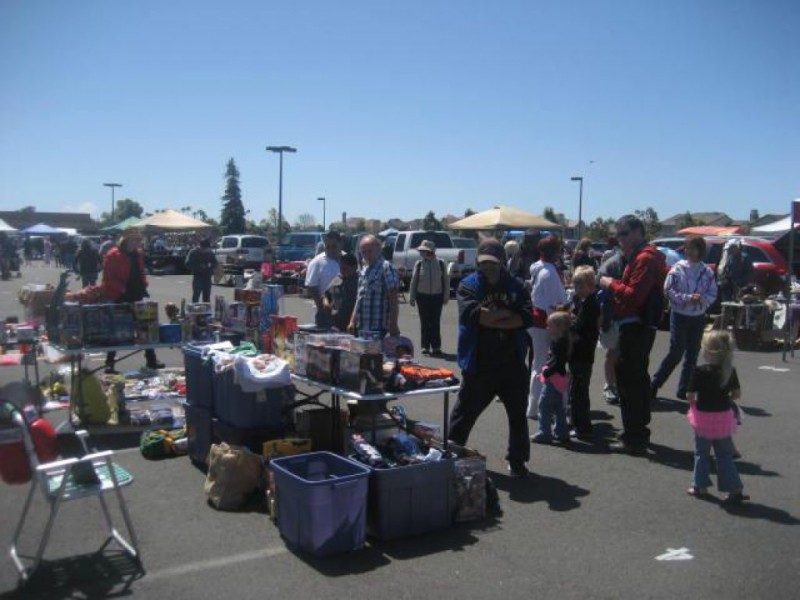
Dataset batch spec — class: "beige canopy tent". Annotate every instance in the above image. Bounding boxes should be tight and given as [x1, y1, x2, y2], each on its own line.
[133, 209, 212, 230]
[448, 206, 560, 231]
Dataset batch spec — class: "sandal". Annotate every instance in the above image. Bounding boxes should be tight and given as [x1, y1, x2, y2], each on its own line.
[687, 486, 710, 498]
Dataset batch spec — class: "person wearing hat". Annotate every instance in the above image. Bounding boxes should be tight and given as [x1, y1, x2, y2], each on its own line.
[717, 239, 753, 303]
[102, 229, 164, 373]
[449, 238, 534, 478]
[185, 237, 218, 302]
[305, 230, 343, 329]
[409, 239, 449, 355]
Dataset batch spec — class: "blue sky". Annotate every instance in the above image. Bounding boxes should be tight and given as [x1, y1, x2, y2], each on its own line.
[1, 0, 797, 227]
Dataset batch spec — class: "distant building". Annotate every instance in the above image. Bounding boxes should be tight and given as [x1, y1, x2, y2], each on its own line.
[0, 210, 99, 233]
[660, 211, 732, 236]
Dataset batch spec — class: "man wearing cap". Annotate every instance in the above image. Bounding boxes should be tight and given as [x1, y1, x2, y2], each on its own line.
[409, 240, 449, 355]
[348, 234, 400, 338]
[102, 229, 164, 372]
[304, 231, 343, 329]
[449, 239, 534, 478]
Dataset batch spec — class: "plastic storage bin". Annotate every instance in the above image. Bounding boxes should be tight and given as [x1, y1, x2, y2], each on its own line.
[213, 419, 283, 454]
[367, 458, 456, 540]
[185, 404, 213, 467]
[271, 452, 370, 557]
[213, 367, 293, 429]
[183, 344, 215, 410]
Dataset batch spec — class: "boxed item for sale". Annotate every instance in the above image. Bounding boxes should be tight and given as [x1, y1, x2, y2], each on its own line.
[58, 302, 82, 348]
[246, 304, 261, 329]
[133, 300, 159, 321]
[305, 344, 341, 385]
[109, 304, 136, 345]
[81, 304, 114, 346]
[214, 295, 227, 324]
[271, 315, 298, 369]
[159, 323, 183, 344]
[337, 350, 384, 395]
[234, 289, 262, 305]
[348, 337, 382, 354]
[293, 330, 313, 376]
[134, 321, 160, 345]
[227, 301, 246, 320]
[186, 302, 212, 315]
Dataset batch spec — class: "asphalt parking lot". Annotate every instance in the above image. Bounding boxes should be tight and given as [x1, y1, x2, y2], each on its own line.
[1, 265, 798, 599]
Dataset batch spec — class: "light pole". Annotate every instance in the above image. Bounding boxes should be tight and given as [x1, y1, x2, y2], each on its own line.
[266, 146, 297, 242]
[570, 176, 583, 239]
[103, 183, 122, 221]
[318, 197, 326, 231]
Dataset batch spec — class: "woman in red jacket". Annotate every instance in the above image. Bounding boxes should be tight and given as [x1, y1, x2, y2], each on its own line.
[102, 229, 164, 373]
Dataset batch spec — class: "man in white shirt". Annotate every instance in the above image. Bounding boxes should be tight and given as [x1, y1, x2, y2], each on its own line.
[304, 231, 342, 329]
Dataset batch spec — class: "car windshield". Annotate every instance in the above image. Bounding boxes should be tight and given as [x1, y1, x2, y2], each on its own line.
[452, 238, 477, 249]
[408, 232, 453, 249]
[242, 237, 268, 248]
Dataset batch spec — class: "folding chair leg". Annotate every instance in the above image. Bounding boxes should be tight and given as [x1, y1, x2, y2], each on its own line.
[106, 463, 140, 560]
[9, 481, 37, 580]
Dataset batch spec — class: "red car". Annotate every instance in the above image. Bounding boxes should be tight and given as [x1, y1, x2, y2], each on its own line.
[703, 236, 788, 295]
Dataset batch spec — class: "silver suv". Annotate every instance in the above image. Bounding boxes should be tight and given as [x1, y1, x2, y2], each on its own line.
[214, 235, 271, 274]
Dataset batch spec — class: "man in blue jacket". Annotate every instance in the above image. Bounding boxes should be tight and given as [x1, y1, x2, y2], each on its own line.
[449, 239, 534, 478]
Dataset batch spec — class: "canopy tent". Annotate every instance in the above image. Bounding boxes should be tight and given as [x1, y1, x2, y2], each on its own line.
[21, 223, 67, 235]
[676, 225, 743, 236]
[448, 206, 560, 231]
[133, 210, 212, 231]
[101, 216, 142, 233]
[751, 215, 797, 234]
[0, 218, 18, 233]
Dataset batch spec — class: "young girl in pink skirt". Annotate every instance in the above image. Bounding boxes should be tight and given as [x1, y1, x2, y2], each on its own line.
[686, 330, 748, 503]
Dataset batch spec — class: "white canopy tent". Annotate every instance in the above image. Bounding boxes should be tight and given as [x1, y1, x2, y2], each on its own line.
[0, 218, 18, 233]
[133, 209, 212, 231]
[751, 215, 796, 234]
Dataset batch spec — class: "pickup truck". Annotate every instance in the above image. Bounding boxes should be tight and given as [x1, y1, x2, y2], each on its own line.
[388, 231, 477, 290]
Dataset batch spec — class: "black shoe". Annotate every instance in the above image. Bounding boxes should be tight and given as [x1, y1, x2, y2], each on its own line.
[431, 348, 443, 357]
[676, 390, 687, 401]
[609, 441, 647, 456]
[507, 463, 529, 479]
[421, 348, 431, 356]
[146, 361, 165, 370]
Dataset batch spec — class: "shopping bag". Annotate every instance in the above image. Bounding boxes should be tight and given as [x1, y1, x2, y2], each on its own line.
[204, 442, 264, 510]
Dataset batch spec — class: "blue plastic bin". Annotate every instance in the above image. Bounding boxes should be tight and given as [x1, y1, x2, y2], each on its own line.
[183, 344, 215, 409]
[271, 452, 370, 557]
[213, 368, 293, 429]
[185, 403, 212, 467]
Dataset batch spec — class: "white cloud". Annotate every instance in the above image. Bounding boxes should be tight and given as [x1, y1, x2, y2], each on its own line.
[64, 201, 102, 219]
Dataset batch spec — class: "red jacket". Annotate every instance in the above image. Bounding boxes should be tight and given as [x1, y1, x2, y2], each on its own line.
[609, 244, 666, 320]
[102, 247, 148, 302]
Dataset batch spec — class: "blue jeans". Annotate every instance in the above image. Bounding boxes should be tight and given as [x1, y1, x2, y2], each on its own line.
[693, 434, 743, 492]
[536, 381, 568, 440]
[652, 311, 705, 396]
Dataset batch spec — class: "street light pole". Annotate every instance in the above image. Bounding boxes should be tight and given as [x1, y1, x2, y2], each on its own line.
[103, 183, 122, 221]
[318, 197, 326, 231]
[266, 146, 297, 243]
[570, 176, 583, 239]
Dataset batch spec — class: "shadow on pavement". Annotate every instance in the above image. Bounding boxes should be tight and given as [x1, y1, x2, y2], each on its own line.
[647, 442, 781, 477]
[0, 548, 144, 600]
[589, 410, 615, 421]
[379, 518, 498, 560]
[650, 397, 688, 415]
[490, 471, 590, 511]
[739, 405, 771, 417]
[720, 501, 800, 525]
[292, 544, 391, 577]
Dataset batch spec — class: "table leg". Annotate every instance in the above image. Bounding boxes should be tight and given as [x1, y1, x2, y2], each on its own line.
[443, 391, 450, 451]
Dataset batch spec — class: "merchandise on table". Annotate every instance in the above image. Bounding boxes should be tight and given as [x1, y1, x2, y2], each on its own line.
[133, 300, 159, 321]
[337, 350, 383, 394]
[81, 304, 115, 346]
[305, 344, 342, 385]
[57, 302, 82, 348]
[270, 315, 298, 369]
[159, 323, 183, 343]
[109, 304, 136, 346]
[134, 321, 160, 345]
[186, 302, 212, 315]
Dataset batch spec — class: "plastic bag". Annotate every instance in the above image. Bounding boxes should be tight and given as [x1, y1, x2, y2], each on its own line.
[233, 354, 291, 392]
[204, 442, 264, 510]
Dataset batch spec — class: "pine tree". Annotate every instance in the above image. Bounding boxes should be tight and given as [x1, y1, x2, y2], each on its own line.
[220, 158, 246, 234]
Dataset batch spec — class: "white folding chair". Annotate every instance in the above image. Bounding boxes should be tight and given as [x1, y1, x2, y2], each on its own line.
[9, 411, 141, 582]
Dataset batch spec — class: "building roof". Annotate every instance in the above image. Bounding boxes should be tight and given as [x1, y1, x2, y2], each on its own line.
[661, 212, 732, 227]
[0, 211, 99, 233]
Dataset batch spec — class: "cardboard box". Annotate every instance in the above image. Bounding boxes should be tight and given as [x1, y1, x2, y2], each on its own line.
[305, 344, 340, 385]
[337, 350, 384, 394]
[271, 315, 298, 369]
[81, 304, 114, 347]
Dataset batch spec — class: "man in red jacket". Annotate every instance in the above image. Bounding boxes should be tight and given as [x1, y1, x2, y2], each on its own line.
[599, 215, 666, 455]
[102, 229, 164, 373]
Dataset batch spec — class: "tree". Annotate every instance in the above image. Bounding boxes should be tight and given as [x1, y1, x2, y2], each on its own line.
[295, 213, 317, 230]
[464, 208, 476, 217]
[588, 217, 616, 241]
[99, 198, 144, 225]
[18, 206, 36, 214]
[422, 211, 442, 231]
[354, 218, 367, 233]
[678, 211, 696, 229]
[220, 158, 246, 235]
[634, 207, 661, 239]
[266, 208, 291, 239]
[543, 206, 559, 225]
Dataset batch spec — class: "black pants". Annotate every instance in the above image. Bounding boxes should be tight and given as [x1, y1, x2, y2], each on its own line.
[615, 323, 656, 447]
[569, 360, 594, 434]
[106, 348, 158, 368]
[416, 292, 443, 351]
[449, 365, 530, 465]
[192, 275, 212, 303]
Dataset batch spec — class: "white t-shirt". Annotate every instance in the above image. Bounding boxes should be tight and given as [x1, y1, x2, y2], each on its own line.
[304, 253, 341, 293]
[530, 260, 567, 314]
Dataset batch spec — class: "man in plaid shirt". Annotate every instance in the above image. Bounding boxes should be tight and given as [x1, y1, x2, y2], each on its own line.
[348, 235, 401, 337]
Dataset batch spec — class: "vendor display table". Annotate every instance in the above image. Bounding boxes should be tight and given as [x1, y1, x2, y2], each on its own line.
[51, 342, 181, 424]
[290, 373, 459, 448]
[719, 301, 784, 349]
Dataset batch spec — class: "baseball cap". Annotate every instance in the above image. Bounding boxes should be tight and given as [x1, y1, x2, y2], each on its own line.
[477, 239, 505, 264]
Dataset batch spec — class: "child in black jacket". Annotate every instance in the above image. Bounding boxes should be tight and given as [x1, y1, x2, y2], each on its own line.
[569, 266, 601, 440]
[531, 311, 572, 444]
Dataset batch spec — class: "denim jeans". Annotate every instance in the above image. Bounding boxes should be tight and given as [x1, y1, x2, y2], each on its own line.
[652, 311, 705, 396]
[693, 434, 743, 492]
[536, 381, 569, 440]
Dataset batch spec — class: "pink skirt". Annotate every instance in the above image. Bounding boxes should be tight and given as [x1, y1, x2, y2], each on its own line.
[540, 372, 569, 394]
[687, 406, 738, 440]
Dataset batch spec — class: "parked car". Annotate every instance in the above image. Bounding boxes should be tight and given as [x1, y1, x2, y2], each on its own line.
[274, 232, 324, 262]
[214, 234, 271, 276]
[388, 230, 477, 290]
[653, 236, 789, 295]
[451, 236, 478, 250]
